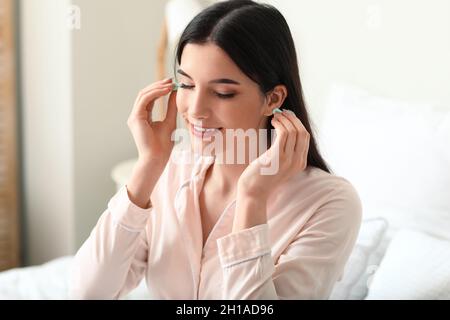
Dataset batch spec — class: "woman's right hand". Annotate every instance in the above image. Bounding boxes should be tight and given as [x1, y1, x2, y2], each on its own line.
[127, 78, 178, 166]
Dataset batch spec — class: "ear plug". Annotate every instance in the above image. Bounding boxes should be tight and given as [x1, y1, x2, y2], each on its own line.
[272, 108, 283, 115]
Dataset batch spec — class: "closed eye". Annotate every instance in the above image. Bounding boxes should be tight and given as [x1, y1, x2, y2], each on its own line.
[215, 92, 235, 99]
[179, 83, 236, 99]
[179, 83, 194, 90]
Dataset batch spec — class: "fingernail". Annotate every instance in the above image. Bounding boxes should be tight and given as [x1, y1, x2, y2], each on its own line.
[283, 109, 295, 116]
[272, 108, 283, 115]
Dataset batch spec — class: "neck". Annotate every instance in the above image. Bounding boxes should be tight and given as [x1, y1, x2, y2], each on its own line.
[204, 160, 248, 195]
[200, 126, 270, 193]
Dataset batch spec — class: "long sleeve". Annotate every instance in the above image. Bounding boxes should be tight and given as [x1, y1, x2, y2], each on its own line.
[216, 183, 362, 300]
[68, 185, 152, 300]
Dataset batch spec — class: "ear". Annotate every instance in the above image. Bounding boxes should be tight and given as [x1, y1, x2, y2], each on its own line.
[262, 84, 288, 116]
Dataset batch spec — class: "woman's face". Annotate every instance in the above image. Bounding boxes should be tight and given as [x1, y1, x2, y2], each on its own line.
[176, 43, 270, 158]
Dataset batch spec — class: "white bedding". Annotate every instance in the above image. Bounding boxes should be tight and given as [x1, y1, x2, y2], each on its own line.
[0, 256, 150, 300]
[0, 256, 73, 299]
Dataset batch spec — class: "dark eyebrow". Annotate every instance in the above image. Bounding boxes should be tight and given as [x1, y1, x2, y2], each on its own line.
[177, 68, 241, 85]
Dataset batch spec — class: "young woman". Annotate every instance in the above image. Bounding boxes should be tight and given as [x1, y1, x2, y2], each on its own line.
[69, 0, 362, 300]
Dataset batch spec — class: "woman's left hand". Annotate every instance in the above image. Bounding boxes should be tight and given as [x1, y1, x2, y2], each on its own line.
[237, 109, 310, 200]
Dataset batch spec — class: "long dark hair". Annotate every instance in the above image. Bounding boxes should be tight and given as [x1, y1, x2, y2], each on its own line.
[174, 0, 331, 173]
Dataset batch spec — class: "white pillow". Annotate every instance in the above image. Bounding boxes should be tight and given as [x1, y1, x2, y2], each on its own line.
[366, 229, 450, 300]
[329, 217, 388, 300]
[0, 256, 73, 299]
[0, 255, 151, 300]
[318, 83, 450, 240]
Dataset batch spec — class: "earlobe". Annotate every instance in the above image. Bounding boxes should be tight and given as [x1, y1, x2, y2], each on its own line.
[264, 107, 282, 117]
[263, 98, 281, 117]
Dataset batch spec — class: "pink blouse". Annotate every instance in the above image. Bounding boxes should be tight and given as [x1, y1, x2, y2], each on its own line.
[69, 148, 362, 299]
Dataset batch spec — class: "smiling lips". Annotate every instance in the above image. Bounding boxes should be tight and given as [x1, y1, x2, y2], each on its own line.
[190, 123, 223, 139]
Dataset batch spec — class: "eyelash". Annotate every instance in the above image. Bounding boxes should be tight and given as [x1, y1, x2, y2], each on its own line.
[178, 83, 236, 99]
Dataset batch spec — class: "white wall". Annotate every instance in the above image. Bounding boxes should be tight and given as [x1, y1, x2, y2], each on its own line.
[20, 0, 167, 265]
[71, 0, 167, 249]
[20, 0, 74, 265]
[270, 0, 450, 126]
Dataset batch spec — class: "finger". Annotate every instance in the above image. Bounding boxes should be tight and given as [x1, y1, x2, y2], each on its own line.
[282, 109, 309, 155]
[270, 116, 287, 156]
[133, 82, 173, 107]
[283, 110, 310, 168]
[301, 132, 310, 168]
[136, 85, 173, 112]
[138, 78, 173, 96]
[259, 117, 282, 165]
[274, 112, 296, 154]
[131, 86, 173, 120]
[141, 82, 174, 97]
[283, 110, 307, 152]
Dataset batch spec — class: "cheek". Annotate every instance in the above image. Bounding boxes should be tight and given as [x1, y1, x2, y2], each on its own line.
[238, 101, 264, 125]
[175, 93, 187, 113]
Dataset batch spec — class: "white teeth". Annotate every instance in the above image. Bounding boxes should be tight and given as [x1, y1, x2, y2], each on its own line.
[193, 125, 219, 133]
[193, 125, 206, 132]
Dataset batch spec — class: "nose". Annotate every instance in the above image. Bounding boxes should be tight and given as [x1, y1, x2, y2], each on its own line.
[187, 90, 211, 122]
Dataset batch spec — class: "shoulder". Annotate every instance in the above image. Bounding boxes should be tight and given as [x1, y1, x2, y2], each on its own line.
[281, 166, 361, 205]
[276, 166, 362, 228]
[309, 167, 362, 233]
[310, 167, 362, 212]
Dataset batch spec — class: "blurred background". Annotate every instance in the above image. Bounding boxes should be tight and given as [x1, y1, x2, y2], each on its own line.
[0, 0, 449, 299]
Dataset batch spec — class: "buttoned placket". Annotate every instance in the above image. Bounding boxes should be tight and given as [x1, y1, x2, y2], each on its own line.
[191, 155, 238, 299]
